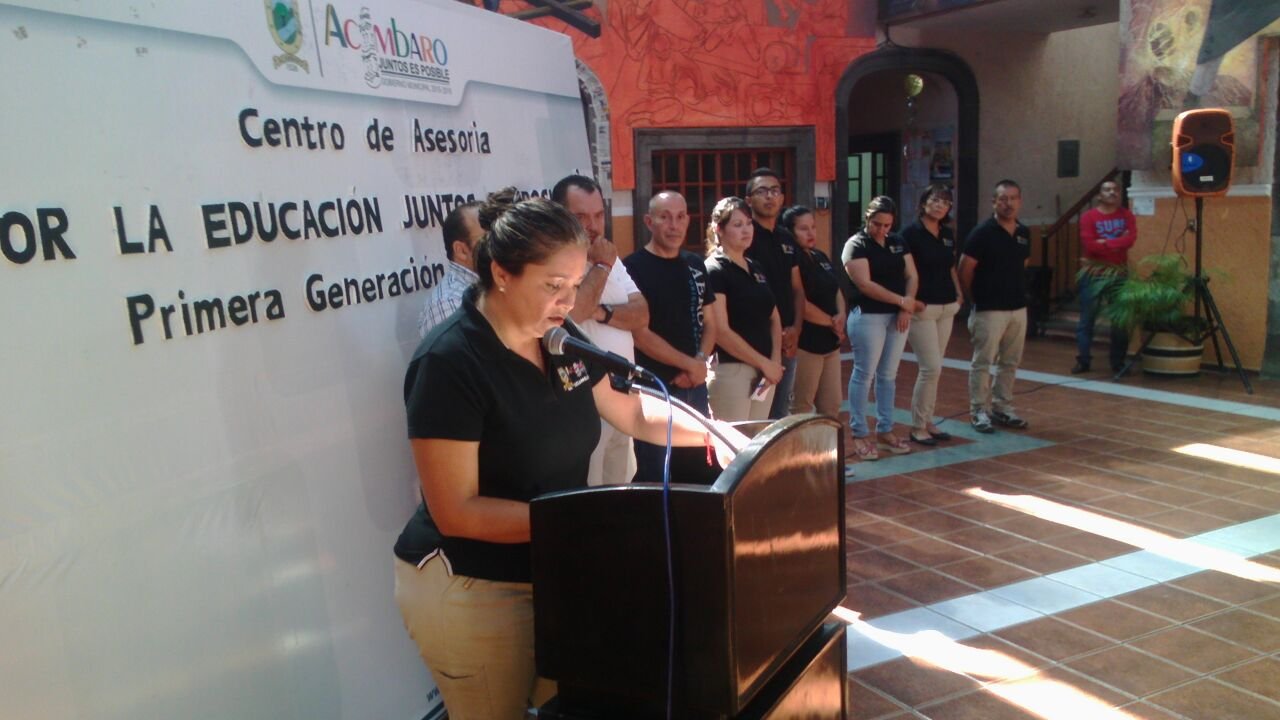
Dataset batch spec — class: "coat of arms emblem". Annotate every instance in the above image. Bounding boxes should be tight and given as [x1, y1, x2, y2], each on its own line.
[265, 0, 309, 72]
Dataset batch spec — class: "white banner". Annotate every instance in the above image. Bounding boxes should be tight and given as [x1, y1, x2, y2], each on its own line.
[0, 2, 589, 718]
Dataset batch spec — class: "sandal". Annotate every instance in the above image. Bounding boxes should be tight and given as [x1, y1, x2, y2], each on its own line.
[877, 433, 912, 455]
[852, 437, 879, 462]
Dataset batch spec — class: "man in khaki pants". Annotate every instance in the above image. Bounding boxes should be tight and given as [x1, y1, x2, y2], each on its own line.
[958, 180, 1032, 434]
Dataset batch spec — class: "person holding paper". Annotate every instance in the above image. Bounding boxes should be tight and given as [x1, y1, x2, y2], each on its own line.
[392, 189, 744, 720]
[705, 197, 784, 422]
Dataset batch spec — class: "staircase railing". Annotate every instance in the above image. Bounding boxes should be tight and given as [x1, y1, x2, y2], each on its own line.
[1038, 168, 1125, 312]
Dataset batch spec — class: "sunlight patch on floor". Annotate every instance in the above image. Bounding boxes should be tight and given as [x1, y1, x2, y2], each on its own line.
[965, 488, 1280, 583]
[1174, 442, 1280, 476]
[834, 606, 1137, 720]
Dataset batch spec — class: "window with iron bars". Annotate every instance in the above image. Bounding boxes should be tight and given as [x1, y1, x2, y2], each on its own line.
[650, 148, 795, 251]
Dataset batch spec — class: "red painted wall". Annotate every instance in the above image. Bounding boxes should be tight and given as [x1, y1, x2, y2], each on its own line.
[526, 0, 877, 190]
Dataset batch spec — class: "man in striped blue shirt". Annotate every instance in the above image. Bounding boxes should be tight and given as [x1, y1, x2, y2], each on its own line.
[418, 201, 484, 338]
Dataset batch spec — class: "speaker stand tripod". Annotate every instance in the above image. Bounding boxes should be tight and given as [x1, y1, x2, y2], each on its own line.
[1112, 197, 1252, 393]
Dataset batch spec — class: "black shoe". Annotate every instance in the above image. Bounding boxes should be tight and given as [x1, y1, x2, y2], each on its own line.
[991, 410, 1029, 429]
[1071, 362, 1091, 374]
[909, 433, 939, 446]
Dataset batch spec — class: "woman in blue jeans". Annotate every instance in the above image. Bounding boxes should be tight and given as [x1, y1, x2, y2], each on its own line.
[842, 196, 922, 461]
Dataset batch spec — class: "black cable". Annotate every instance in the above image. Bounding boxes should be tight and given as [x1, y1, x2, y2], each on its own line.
[1160, 195, 1191, 257]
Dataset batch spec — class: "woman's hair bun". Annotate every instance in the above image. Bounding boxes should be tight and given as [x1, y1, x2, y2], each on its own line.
[469, 186, 587, 291]
[477, 186, 520, 231]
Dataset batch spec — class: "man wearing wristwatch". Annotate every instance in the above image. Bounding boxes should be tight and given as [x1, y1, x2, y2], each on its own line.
[553, 175, 650, 486]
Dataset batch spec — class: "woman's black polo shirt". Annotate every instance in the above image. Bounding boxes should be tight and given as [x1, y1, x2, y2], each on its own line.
[705, 249, 776, 365]
[902, 220, 958, 305]
[841, 231, 911, 314]
[395, 288, 605, 583]
[797, 248, 842, 355]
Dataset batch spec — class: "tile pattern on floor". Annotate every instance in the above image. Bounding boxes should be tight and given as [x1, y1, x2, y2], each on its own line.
[838, 332, 1280, 720]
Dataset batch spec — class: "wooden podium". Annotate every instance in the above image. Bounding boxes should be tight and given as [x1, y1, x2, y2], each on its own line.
[531, 415, 847, 719]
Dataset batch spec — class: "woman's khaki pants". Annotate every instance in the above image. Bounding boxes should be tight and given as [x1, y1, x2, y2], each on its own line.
[790, 348, 843, 417]
[709, 361, 775, 421]
[394, 555, 555, 720]
[907, 301, 960, 431]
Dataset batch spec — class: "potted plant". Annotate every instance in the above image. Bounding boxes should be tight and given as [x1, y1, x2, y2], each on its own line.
[1081, 253, 1210, 375]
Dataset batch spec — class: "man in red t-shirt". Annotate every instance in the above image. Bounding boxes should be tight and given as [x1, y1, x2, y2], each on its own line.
[1073, 180, 1136, 374]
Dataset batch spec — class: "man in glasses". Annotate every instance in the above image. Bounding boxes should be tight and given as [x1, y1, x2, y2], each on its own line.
[744, 167, 807, 419]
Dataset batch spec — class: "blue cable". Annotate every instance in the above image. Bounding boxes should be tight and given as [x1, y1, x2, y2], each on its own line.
[644, 371, 676, 720]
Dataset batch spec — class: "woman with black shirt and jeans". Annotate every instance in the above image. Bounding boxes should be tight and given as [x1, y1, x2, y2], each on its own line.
[842, 196, 922, 461]
[393, 189, 745, 720]
[903, 184, 964, 445]
[782, 205, 846, 417]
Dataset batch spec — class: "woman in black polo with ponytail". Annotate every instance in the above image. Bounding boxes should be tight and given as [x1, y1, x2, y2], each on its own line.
[781, 205, 846, 418]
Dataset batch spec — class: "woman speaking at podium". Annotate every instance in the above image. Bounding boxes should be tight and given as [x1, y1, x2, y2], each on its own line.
[392, 189, 744, 720]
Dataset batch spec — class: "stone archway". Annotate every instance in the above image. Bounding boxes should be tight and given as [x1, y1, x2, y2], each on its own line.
[834, 47, 979, 246]
[576, 59, 613, 198]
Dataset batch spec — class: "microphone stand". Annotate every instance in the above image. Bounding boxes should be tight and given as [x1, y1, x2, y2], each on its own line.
[630, 380, 744, 453]
[546, 321, 744, 450]
[1190, 197, 1252, 393]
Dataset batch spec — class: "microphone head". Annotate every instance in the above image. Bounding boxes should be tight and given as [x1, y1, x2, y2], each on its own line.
[542, 325, 569, 356]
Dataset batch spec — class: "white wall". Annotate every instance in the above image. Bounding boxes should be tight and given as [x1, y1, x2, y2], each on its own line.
[900, 22, 1122, 224]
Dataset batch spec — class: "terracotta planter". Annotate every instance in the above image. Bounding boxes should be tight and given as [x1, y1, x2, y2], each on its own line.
[1141, 331, 1204, 376]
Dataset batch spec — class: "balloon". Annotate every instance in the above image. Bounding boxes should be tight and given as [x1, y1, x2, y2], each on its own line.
[904, 73, 925, 98]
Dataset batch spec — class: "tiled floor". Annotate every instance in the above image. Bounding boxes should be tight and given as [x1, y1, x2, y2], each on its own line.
[838, 330, 1280, 720]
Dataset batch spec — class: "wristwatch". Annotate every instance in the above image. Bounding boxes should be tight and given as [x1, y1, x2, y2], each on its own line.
[599, 303, 614, 325]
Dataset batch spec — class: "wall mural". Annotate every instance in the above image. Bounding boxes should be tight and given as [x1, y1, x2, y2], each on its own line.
[527, 0, 875, 189]
[1118, 0, 1280, 170]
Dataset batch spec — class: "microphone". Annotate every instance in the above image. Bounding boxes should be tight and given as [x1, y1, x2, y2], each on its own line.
[543, 325, 641, 378]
